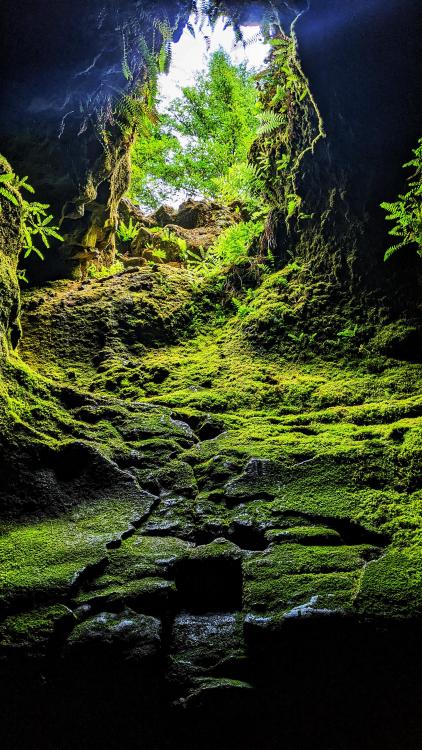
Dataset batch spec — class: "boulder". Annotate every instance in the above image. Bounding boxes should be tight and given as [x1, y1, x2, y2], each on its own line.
[65, 609, 162, 664]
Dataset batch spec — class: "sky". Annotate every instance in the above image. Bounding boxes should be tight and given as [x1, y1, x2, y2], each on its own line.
[158, 14, 269, 109]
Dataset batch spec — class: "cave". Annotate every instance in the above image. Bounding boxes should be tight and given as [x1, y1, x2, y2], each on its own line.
[0, 1, 422, 748]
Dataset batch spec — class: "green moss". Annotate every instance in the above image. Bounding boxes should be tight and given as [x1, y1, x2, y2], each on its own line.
[80, 534, 193, 598]
[0, 498, 154, 610]
[243, 569, 360, 614]
[265, 526, 343, 544]
[75, 576, 176, 611]
[367, 320, 422, 360]
[0, 258, 421, 631]
[0, 604, 73, 653]
[354, 549, 422, 618]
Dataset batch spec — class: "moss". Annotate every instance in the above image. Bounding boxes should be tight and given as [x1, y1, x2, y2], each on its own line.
[153, 459, 198, 496]
[353, 549, 422, 618]
[75, 576, 176, 612]
[243, 570, 360, 614]
[0, 604, 73, 654]
[1, 258, 421, 631]
[0, 497, 154, 611]
[367, 320, 422, 361]
[265, 526, 343, 545]
[79, 534, 193, 599]
[0, 155, 21, 352]
[19, 267, 198, 390]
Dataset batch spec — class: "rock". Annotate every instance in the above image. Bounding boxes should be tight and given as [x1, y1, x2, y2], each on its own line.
[120, 256, 146, 268]
[157, 199, 240, 230]
[368, 320, 422, 362]
[150, 204, 177, 227]
[265, 526, 343, 546]
[119, 197, 154, 228]
[65, 609, 162, 663]
[0, 604, 74, 657]
[169, 612, 247, 703]
[224, 457, 279, 502]
[75, 577, 177, 615]
[0, 156, 22, 351]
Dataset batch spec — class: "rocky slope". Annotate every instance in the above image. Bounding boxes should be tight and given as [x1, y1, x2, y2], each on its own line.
[1, 258, 422, 749]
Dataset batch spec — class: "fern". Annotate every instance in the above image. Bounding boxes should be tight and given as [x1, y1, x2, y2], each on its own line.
[0, 169, 62, 261]
[381, 137, 422, 261]
[117, 218, 138, 242]
[257, 110, 285, 137]
[0, 173, 19, 206]
[22, 202, 63, 260]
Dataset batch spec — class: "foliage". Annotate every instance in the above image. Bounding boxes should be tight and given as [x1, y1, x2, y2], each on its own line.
[129, 50, 261, 210]
[381, 137, 422, 261]
[117, 218, 138, 242]
[209, 219, 265, 266]
[0, 171, 62, 261]
[149, 226, 188, 257]
[87, 261, 125, 279]
[212, 162, 266, 217]
[249, 24, 325, 223]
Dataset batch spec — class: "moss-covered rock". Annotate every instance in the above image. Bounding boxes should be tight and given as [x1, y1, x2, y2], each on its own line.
[0, 156, 22, 354]
[1, 252, 422, 745]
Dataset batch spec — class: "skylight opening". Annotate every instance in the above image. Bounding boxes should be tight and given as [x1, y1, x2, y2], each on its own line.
[128, 13, 270, 213]
[158, 14, 270, 111]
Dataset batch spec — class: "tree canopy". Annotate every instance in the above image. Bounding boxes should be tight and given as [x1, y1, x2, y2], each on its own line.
[129, 49, 260, 210]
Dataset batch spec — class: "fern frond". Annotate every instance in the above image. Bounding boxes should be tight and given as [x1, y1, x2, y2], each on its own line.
[257, 110, 285, 136]
[0, 186, 19, 206]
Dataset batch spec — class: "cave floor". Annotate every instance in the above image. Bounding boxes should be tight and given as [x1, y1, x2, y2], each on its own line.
[1, 265, 422, 748]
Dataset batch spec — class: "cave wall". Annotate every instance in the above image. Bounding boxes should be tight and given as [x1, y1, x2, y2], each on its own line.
[293, 0, 422, 294]
[0, 0, 191, 281]
[0, 158, 22, 352]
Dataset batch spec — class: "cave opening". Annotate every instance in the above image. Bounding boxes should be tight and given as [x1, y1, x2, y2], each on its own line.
[111, 7, 277, 283]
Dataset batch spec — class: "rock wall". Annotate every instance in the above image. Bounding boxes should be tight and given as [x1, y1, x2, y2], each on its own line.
[0, 157, 22, 353]
[2, 262, 422, 749]
[0, 0, 191, 281]
[261, 0, 421, 308]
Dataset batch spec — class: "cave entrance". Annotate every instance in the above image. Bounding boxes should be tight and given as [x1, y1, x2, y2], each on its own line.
[116, 8, 273, 276]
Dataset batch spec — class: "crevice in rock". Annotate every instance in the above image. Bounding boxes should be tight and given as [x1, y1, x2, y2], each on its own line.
[278, 510, 390, 547]
[69, 557, 109, 596]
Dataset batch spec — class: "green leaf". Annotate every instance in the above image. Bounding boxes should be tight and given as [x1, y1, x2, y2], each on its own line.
[0, 187, 19, 205]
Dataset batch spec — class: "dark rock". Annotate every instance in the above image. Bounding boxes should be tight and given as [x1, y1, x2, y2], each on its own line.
[150, 204, 177, 227]
[65, 609, 162, 663]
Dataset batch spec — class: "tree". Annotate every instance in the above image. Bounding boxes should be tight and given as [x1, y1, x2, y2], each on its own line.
[129, 49, 260, 209]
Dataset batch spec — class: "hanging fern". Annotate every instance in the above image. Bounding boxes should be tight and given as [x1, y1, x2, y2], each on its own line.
[257, 110, 285, 136]
[0, 173, 19, 206]
[381, 138, 422, 261]
[0, 168, 63, 262]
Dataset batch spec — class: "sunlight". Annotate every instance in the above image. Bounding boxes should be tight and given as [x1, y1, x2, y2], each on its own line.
[158, 14, 269, 109]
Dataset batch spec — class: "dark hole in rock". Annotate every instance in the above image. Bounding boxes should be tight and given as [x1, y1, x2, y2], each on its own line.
[71, 406, 104, 424]
[227, 522, 268, 551]
[197, 417, 225, 441]
[59, 387, 88, 409]
[150, 366, 170, 384]
[175, 557, 243, 613]
[70, 556, 109, 594]
[50, 441, 96, 481]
